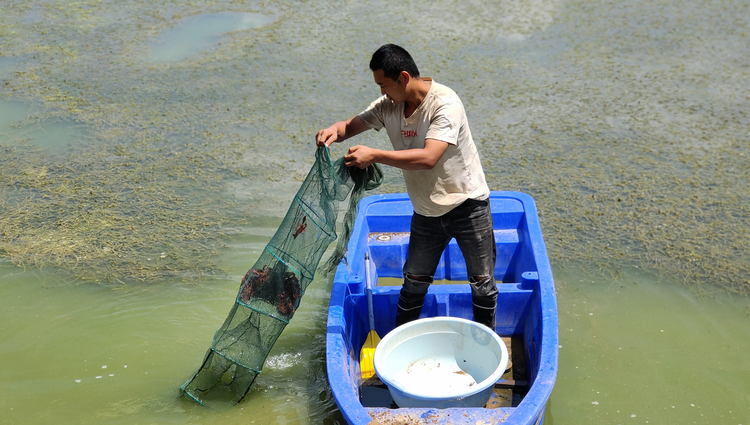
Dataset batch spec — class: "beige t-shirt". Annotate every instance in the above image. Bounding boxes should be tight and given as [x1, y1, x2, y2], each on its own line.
[358, 79, 490, 217]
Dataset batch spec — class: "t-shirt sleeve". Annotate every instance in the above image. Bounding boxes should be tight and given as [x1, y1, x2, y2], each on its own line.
[357, 96, 387, 131]
[425, 100, 463, 146]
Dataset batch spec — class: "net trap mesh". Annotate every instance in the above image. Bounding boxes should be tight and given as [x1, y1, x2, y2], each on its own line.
[180, 147, 382, 408]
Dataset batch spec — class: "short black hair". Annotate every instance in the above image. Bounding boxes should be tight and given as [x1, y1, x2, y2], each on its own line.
[369, 44, 420, 81]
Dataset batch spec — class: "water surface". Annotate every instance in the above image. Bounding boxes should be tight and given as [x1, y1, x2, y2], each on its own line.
[0, 100, 88, 151]
[149, 12, 277, 62]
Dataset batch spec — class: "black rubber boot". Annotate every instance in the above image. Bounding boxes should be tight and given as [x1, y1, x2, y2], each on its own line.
[395, 290, 424, 328]
[472, 294, 497, 331]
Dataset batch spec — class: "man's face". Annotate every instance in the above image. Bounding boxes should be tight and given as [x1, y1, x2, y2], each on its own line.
[373, 69, 406, 104]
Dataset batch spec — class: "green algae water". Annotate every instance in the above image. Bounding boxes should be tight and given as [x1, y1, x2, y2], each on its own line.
[552, 265, 750, 424]
[1, 0, 748, 423]
[0, 229, 342, 425]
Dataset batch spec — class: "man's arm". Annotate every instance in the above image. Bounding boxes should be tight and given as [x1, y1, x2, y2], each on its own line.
[316, 116, 370, 147]
[344, 138, 449, 170]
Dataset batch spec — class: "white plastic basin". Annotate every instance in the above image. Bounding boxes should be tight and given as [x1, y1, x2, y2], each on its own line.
[373, 316, 509, 408]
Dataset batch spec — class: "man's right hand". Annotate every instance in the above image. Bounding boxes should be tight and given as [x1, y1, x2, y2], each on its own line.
[315, 116, 369, 148]
[316, 126, 338, 147]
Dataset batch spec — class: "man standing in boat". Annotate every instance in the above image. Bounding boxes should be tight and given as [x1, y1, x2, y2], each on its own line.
[315, 44, 497, 330]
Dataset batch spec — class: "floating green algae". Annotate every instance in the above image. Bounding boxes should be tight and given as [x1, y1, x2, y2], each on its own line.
[0, 137, 248, 283]
[468, 0, 750, 296]
[482, 133, 749, 296]
[0, 0, 748, 295]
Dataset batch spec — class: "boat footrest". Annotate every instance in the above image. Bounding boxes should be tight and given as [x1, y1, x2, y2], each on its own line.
[495, 379, 528, 389]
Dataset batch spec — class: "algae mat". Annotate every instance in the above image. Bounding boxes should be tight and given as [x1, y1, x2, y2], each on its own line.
[1, 0, 748, 296]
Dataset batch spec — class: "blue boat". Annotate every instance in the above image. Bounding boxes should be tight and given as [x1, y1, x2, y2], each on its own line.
[326, 191, 559, 424]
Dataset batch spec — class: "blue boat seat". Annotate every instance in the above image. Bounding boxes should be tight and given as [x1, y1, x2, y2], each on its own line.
[368, 228, 521, 282]
[365, 197, 527, 282]
[356, 282, 533, 339]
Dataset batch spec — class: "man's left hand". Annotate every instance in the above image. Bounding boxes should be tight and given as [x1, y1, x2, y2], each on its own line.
[344, 145, 377, 169]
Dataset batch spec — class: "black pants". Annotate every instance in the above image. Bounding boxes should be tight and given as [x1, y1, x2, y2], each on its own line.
[396, 198, 497, 329]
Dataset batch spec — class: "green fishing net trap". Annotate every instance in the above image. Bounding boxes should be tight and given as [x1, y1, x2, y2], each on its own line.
[180, 147, 382, 408]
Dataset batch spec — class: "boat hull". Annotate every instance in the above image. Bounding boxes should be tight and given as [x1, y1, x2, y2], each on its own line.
[326, 192, 558, 424]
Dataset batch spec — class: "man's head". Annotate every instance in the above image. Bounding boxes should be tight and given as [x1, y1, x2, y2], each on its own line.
[369, 44, 420, 81]
[370, 44, 420, 104]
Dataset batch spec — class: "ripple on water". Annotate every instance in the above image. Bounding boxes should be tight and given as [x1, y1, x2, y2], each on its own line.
[264, 352, 303, 370]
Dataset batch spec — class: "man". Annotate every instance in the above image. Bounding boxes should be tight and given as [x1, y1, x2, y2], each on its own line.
[315, 44, 497, 329]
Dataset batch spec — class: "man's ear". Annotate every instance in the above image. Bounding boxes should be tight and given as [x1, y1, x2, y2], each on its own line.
[399, 70, 410, 86]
